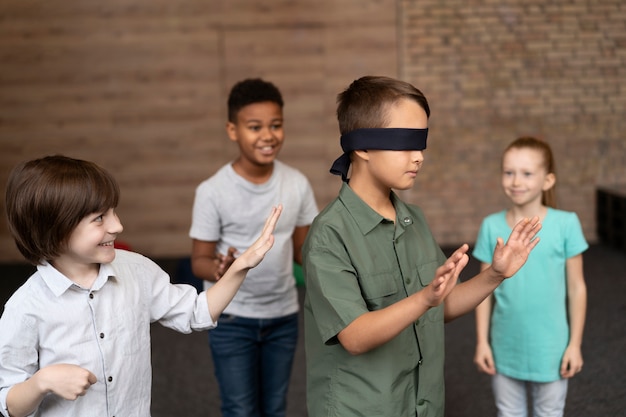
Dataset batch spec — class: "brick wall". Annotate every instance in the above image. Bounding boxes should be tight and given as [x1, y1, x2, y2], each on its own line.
[0, 0, 624, 262]
[400, 0, 626, 245]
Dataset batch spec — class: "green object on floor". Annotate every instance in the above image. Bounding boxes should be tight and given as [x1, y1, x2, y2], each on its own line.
[293, 262, 305, 287]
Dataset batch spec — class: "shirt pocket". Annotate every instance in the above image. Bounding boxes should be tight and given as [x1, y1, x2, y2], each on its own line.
[416, 260, 445, 323]
[358, 269, 400, 310]
[416, 260, 440, 287]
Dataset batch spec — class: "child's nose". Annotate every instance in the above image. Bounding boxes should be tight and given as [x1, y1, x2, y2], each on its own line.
[109, 214, 124, 234]
[412, 150, 424, 164]
[261, 126, 275, 139]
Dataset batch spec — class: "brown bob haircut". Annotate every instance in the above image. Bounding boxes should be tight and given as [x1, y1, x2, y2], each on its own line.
[336, 75, 430, 135]
[5, 155, 120, 265]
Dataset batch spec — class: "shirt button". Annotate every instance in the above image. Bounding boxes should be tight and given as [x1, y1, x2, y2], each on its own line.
[89, 293, 94, 299]
[415, 319, 420, 326]
[100, 333, 105, 339]
[418, 399, 425, 405]
[406, 278, 411, 285]
[403, 217, 411, 224]
[108, 376, 113, 382]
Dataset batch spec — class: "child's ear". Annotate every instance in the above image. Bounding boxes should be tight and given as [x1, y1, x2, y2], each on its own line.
[353, 150, 370, 161]
[226, 121, 238, 142]
[543, 172, 556, 190]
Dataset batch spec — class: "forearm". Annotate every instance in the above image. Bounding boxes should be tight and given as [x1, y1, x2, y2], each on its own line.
[444, 266, 503, 321]
[338, 290, 433, 355]
[567, 282, 587, 348]
[566, 254, 587, 348]
[204, 257, 248, 320]
[6, 376, 47, 417]
[475, 295, 492, 345]
[191, 255, 220, 282]
[292, 225, 310, 266]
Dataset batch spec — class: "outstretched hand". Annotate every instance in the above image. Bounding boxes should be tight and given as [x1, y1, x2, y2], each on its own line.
[424, 244, 470, 307]
[491, 216, 541, 279]
[236, 205, 283, 270]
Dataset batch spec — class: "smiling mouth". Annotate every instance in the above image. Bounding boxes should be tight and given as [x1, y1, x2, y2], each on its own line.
[99, 241, 114, 247]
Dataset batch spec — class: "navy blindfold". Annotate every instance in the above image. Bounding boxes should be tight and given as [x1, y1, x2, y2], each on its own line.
[329, 128, 428, 182]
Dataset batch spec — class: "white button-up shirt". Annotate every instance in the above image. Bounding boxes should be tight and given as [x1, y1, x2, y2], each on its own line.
[0, 250, 215, 417]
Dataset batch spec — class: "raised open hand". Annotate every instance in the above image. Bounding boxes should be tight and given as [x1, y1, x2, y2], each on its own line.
[236, 205, 283, 270]
[491, 216, 541, 279]
[424, 244, 469, 307]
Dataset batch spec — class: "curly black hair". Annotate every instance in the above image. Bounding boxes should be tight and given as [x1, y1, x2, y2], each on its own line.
[227, 78, 284, 122]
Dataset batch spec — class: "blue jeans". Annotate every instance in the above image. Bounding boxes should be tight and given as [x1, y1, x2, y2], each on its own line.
[208, 313, 298, 417]
[492, 373, 568, 417]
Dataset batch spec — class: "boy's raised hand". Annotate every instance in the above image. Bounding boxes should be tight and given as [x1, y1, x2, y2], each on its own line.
[236, 205, 283, 270]
[204, 205, 282, 321]
[425, 244, 470, 307]
[491, 216, 541, 279]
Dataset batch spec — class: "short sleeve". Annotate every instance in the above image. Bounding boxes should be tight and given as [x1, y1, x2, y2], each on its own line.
[304, 243, 369, 345]
[473, 218, 496, 264]
[189, 181, 222, 242]
[564, 212, 589, 258]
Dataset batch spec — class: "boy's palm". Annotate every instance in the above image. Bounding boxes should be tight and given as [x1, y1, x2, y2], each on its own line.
[491, 217, 541, 278]
[238, 205, 283, 269]
[427, 244, 469, 306]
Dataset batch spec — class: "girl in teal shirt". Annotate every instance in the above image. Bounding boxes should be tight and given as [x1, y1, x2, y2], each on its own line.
[473, 137, 588, 417]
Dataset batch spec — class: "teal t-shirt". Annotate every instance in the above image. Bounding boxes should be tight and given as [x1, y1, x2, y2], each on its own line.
[473, 208, 588, 382]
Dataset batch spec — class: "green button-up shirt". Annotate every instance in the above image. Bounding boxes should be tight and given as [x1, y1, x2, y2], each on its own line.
[303, 183, 448, 417]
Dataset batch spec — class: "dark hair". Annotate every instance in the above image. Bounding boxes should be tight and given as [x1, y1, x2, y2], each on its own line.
[336, 75, 430, 134]
[503, 136, 557, 208]
[227, 78, 284, 123]
[5, 155, 120, 265]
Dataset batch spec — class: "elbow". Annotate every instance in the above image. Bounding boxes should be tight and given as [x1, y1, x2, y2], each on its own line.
[443, 304, 457, 323]
[343, 343, 369, 356]
[338, 335, 371, 356]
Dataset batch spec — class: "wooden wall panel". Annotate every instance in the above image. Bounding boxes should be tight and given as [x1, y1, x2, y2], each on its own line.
[2, 0, 620, 262]
[0, 0, 398, 262]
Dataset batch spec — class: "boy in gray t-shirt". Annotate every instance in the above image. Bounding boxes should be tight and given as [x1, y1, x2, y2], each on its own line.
[189, 78, 318, 417]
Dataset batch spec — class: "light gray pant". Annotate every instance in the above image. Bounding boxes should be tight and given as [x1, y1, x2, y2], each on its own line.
[492, 373, 568, 417]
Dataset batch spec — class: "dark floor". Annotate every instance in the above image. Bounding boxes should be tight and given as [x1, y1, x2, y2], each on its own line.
[1, 244, 624, 416]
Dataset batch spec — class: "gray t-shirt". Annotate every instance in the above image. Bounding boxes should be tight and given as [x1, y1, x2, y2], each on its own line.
[190, 160, 318, 318]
